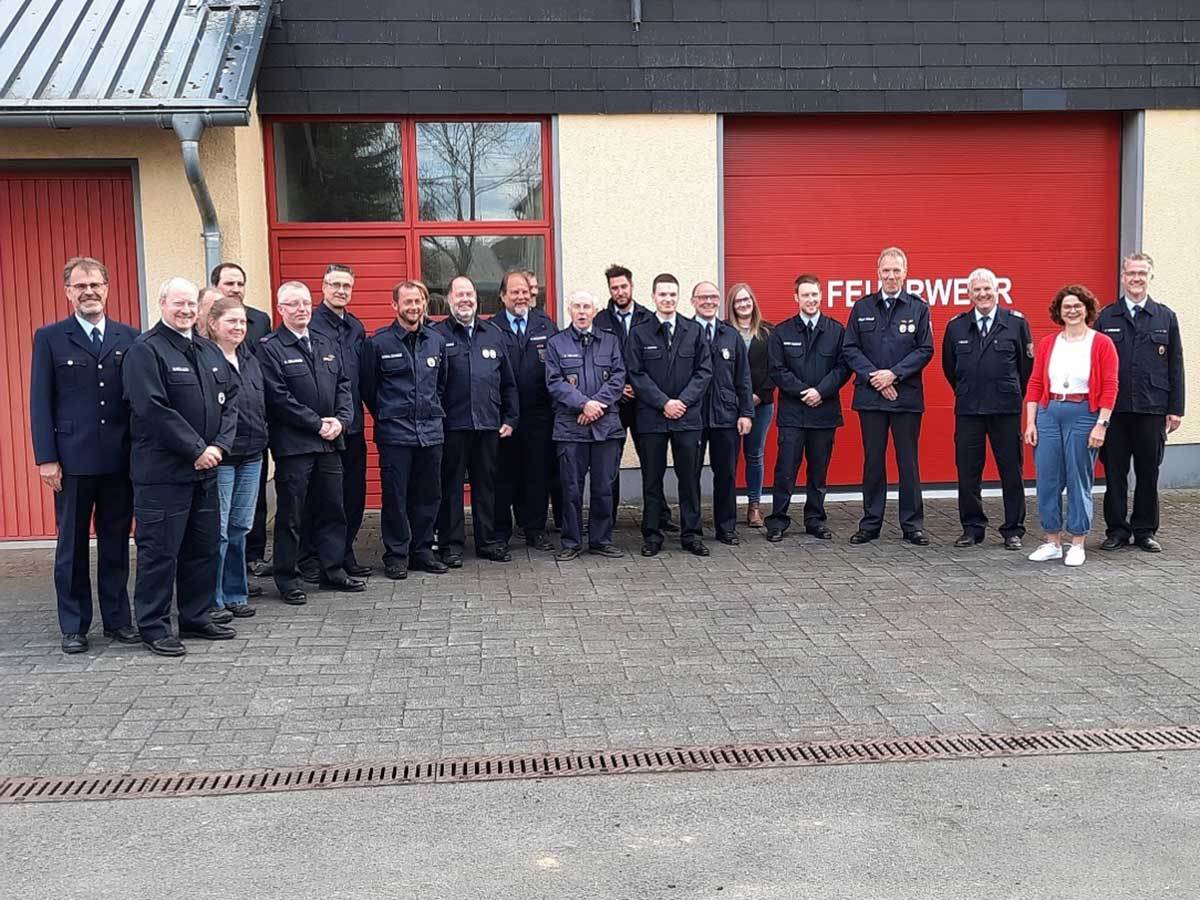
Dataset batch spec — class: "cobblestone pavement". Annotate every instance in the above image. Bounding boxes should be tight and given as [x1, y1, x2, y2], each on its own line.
[2, 493, 1199, 778]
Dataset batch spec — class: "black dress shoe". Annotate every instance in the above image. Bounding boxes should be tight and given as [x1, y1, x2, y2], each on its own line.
[1003, 535, 1023, 551]
[345, 563, 374, 578]
[478, 546, 513, 563]
[954, 532, 983, 548]
[440, 554, 464, 569]
[103, 625, 141, 644]
[228, 604, 256, 618]
[806, 526, 833, 540]
[209, 607, 234, 624]
[683, 541, 711, 557]
[661, 520, 679, 533]
[765, 530, 784, 543]
[384, 565, 408, 580]
[61, 633, 88, 654]
[1099, 536, 1128, 551]
[247, 585, 264, 598]
[143, 636, 186, 657]
[641, 543, 660, 557]
[904, 530, 930, 546]
[526, 532, 556, 552]
[1135, 536, 1162, 553]
[717, 533, 740, 546]
[849, 530, 879, 544]
[321, 575, 367, 592]
[411, 556, 449, 574]
[281, 589, 307, 605]
[588, 544, 625, 558]
[554, 547, 582, 562]
[178, 623, 237, 641]
[248, 559, 273, 577]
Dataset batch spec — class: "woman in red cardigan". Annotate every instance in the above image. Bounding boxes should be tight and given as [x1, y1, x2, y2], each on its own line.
[1023, 284, 1119, 567]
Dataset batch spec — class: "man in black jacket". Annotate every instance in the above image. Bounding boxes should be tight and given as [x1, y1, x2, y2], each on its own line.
[259, 281, 362, 604]
[765, 275, 852, 542]
[122, 277, 239, 656]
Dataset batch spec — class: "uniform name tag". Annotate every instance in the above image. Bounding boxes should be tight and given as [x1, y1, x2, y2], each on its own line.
[783, 341, 802, 347]
[1104, 328, 1121, 333]
[170, 366, 191, 373]
[644, 344, 660, 351]
[858, 317, 875, 323]
[444, 342, 456, 348]
[530, 335, 547, 343]
[382, 353, 403, 360]
[284, 357, 304, 365]
[1154, 328, 1168, 334]
[563, 353, 581, 359]
[957, 339, 970, 344]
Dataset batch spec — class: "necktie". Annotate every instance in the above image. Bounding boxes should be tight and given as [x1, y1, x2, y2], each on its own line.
[516, 317, 526, 339]
[300, 335, 312, 357]
[620, 312, 630, 336]
[662, 320, 673, 348]
[183, 339, 197, 363]
[980, 316, 990, 339]
[91, 328, 103, 352]
[1131, 305, 1140, 319]
[581, 332, 592, 350]
[806, 320, 815, 337]
[705, 322, 714, 343]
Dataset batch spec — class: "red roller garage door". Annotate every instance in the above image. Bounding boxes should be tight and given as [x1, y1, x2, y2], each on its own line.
[723, 112, 1121, 489]
[0, 169, 142, 540]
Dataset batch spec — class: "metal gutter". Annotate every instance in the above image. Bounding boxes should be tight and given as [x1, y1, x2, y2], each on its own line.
[172, 113, 222, 277]
[0, 110, 249, 127]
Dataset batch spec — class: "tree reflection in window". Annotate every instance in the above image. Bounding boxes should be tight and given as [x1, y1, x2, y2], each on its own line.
[274, 123, 404, 222]
[421, 235, 545, 317]
[417, 122, 543, 221]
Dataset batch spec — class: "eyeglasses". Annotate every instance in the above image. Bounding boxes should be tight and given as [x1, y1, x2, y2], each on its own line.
[694, 294, 721, 302]
[325, 281, 354, 291]
[69, 282, 107, 292]
[279, 300, 312, 309]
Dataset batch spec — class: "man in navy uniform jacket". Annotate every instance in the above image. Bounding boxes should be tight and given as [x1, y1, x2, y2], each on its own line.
[842, 247, 934, 546]
[625, 273, 713, 557]
[544, 290, 627, 561]
[30, 256, 141, 654]
[122, 277, 239, 656]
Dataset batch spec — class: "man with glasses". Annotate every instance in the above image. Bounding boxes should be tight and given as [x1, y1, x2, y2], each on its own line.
[1096, 252, 1186, 553]
[123, 277, 239, 656]
[31, 256, 141, 654]
[302, 263, 372, 580]
[259, 281, 362, 605]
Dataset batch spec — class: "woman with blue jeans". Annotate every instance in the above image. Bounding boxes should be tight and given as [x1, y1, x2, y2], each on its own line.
[206, 297, 269, 616]
[1024, 284, 1119, 568]
[727, 283, 774, 528]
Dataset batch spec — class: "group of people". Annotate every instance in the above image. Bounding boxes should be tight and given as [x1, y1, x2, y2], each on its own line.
[30, 247, 1184, 657]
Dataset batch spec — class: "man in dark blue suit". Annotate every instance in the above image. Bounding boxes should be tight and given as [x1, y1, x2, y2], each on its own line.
[30, 256, 141, 654]
[625, 273, 713, 557]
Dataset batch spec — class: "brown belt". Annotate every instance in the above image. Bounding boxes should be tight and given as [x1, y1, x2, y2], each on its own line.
[1050, 392, 1088, 402]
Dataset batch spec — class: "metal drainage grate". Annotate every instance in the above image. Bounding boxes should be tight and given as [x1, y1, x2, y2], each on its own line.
[2, 725, 1198, 805]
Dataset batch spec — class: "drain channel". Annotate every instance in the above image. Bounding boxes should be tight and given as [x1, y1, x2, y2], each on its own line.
[2, 725, 1197, 805]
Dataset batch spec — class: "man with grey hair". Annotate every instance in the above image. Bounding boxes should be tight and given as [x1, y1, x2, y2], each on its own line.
[123, 276, 240, 655]
[259, 280, 361, 605]
[941, 267, 1033, 550]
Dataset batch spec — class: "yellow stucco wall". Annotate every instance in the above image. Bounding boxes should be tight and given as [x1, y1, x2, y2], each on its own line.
[1143, 110, 1200, 444]
[556, 114, 721, 318]
[0, 112, 270, 324]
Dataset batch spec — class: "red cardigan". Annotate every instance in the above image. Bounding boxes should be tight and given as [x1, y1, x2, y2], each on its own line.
[1025, 329, 1119, 412]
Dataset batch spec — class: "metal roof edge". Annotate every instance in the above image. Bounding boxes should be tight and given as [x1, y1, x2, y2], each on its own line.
[0, 110, 250, 128]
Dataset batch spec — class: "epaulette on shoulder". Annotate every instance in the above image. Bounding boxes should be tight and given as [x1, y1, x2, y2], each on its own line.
[1009, 308, 1025, 318]
[949, 311, 968, 321]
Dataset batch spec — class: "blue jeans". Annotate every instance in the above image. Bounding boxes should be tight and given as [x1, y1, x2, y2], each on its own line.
[1034, 401, 1099, 537]
[216, 458, 262, 608]
[742, 402, 775, 503]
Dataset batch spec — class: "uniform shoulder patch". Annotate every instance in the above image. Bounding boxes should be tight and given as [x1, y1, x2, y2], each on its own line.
[1026, 342, 1035, 359]
[1010, 309, 1025, 318]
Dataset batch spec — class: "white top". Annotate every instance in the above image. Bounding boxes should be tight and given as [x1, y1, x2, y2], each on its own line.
[1047, 330, 1094, 394]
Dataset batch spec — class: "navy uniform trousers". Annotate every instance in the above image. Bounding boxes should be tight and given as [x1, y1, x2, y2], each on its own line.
[858, 410, 925, 535]
[438, 430, 502, 556]
[699, 427, 742, 540]
[955, 413, 1026, 539]
[273, 452, 348, 594]
[767, 427, 838, 533]
[54, 473, 133, 635]
[300, 429, 367, 574]
[639, 431, 703, 547]
[557, 439, 621, 550]
[379, 444, 443, 567]
[132, 477, 221, 642]
[496, 418, 554, 543]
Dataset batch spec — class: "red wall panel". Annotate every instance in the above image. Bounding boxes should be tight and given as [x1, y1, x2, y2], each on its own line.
[0, 170, 141, 540]
[723, 112, 1121, 488]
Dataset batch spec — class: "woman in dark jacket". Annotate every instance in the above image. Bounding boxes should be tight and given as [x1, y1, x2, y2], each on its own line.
[728, 283, 774, 527]
[207, 297, 269, 616]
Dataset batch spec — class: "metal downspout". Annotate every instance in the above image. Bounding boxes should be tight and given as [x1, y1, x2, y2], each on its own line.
[172, 114, 222, 278]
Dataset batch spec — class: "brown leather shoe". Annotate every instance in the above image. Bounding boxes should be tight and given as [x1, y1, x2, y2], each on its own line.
[747, 501, 764, 528]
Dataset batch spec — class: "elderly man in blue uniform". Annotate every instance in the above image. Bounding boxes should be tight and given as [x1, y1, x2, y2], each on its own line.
[691, 281, 753, 545]
[594, 264, 677, 532]
[843, 246, 935, 545]
[433, 275, 520, 565]
[492, 269, 557, 552]
[211, 261, 272, 577]
[259, 281, 362, 605]
[626, 273, 713, 557]
[122, 277, 239, 656]
[1096, 251, 1186, 553]
[941, 267, 1034, 550]
[301, 263, 371, 580]
[765, 274, 852, 543]
[361, 280, 449, 580]
[30, 256, 140, 654]
[544, 290, 627, 561]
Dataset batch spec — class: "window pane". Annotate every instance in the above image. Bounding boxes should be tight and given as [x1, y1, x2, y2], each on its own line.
[416, 122, 543, 222]
[421, 235, 545, 317]
[273, 123, 404, 222]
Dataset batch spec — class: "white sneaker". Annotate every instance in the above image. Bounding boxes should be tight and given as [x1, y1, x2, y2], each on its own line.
[1064, 545, 1086, 567]
[1028, 542, 1063, 562]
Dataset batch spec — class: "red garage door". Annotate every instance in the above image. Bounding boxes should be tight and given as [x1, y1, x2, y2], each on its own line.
[272, 233, 409, 509]
[724, 112, 1121, 488]
[0, 169, 142, 540]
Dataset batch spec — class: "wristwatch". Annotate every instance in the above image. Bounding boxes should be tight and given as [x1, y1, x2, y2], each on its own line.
[1098, 419, 1110, 428]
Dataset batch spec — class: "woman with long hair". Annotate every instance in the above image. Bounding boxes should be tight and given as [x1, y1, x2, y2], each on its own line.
[727, 282, 775, 527]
